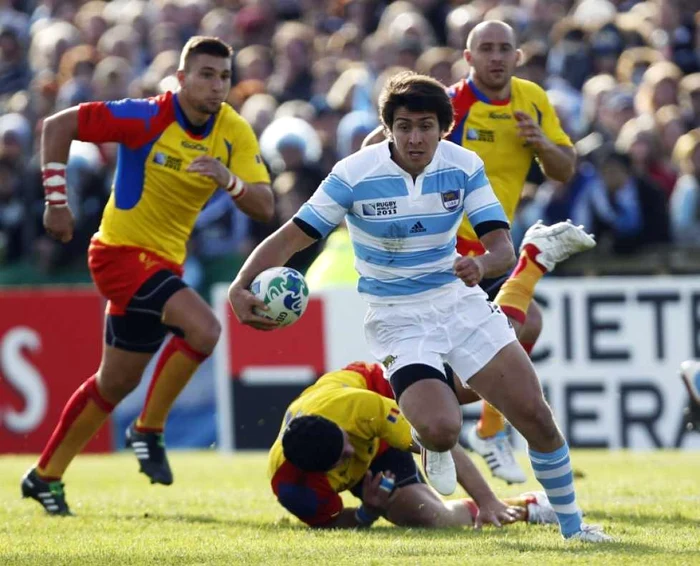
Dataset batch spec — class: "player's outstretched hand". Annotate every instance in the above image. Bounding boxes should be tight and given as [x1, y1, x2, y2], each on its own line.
[474, 498, 524, 529]
[43, 205, 75, 243]
[361, 470, 396, 517]
[514, 111, 549, 151]
[453, 256, 484, 287]
[187, 155, 230, 187]
[228, 283, 280, 331]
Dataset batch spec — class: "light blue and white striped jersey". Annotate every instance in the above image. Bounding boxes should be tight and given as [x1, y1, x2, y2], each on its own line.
[294, 140, 508, 304]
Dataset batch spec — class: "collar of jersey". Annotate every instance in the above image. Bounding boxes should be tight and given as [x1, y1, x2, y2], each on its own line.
[466, 78, 510, 106]
[173, 93, 216, 139]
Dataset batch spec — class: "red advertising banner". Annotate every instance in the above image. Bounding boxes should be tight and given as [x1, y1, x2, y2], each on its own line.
[0, 289, 112, 453]
[227, 297, 326, 376]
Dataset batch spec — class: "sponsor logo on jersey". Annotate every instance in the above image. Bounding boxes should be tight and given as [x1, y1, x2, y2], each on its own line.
[489, 112, 511, 120]
[362, 200, 398, 216]
[409, 221, 426, 233]
[181, 140, 209, 151]
[382, 354, 397, 368]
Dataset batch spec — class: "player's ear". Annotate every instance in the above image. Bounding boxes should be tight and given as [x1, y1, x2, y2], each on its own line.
[515, 49, 523, 66]
[463, 49, 471, 65]
[176, 69, 186, 87]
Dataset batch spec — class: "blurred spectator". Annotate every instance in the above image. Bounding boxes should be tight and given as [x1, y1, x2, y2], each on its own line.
[0, 156, 25, 264]
[670, 129, 700, 246]
[0, 24, 29, 95]
[572, 145, 670, 254]
[616, 115, 677, 198]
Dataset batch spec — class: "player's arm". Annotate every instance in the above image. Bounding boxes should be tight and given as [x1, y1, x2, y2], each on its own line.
[229, 219, 316, 329]
[531, 137, 576, 183]
[454, 160, 515, 286]
[41, 107, 79, 242]
[211, 115, 274, 223]
[451, 446, 501, 506]
[229, 167, 353, 329]
[515, 97, 576, 182]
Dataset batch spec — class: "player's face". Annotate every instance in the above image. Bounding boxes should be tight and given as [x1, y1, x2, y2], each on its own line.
[465, 27, 519, 92]
[180, 54, 232, 115]
[390, 108, 442, 177]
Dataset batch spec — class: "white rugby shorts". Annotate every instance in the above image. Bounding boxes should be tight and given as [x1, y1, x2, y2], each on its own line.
[364, 284, 517, 385]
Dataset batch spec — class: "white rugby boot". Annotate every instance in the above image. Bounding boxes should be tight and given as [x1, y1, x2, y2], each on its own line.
[467, 426, 527, 484]
[421, 447, 457, 496]
[566, 523, 614, 542]
[522, 491, 558, 525]
[519, 219, 596, 271]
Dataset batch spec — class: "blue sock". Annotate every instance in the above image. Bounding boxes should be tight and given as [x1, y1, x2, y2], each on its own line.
[529, 443, 582, 537]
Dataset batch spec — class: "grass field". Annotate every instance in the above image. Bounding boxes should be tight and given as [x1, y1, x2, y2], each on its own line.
[1, 450, 699, 565]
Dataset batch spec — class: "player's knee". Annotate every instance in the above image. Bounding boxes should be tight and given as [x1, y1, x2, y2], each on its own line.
[417, 416, 461, 452]
[96, 370, 141, 402]
[186, 317, 221, 355]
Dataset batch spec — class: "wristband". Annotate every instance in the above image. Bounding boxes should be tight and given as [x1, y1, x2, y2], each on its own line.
[355, 505, 379, 526]
[42, 162, 68, 207]
[226, 172, 246, 200]
[378, 476, 395, 494]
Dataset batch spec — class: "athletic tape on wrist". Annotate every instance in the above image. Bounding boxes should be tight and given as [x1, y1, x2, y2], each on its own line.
[42, 162, 68, 206]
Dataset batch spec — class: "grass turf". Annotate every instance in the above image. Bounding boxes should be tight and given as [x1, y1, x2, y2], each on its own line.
[1, 450, 699, 565]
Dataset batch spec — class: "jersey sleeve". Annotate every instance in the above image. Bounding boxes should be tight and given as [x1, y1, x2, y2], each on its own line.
[538, 91, 573, 148]
[77, 97, 169, 149]
[271, 464, 343, 527]
[294, 163, 353, 239]
[462, 155, 509, 231]
[228, 115, 271, 184]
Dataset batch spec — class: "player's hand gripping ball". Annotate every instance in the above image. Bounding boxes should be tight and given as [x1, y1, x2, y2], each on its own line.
[249, 267, 310, 328]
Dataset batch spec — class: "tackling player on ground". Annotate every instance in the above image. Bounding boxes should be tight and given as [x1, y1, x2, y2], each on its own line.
[270, 362, 556, 529]
[21, 36, 274, 516]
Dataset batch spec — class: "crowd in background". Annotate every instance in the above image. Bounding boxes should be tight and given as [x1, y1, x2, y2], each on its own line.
[1, 0, 700, 290]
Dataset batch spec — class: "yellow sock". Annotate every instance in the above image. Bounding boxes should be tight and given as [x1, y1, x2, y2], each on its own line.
[494, 244, 547, 325]
[137, 337, 207, 432]
[477, 402, 506, 438]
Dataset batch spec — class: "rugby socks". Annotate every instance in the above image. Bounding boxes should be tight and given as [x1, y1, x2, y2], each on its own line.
[37, 375, 115, 480]
[476, 342, 534, 439]
[529, 443, 583, 537]
[136, 336, 209, 432]
[494, 244, 546, 325]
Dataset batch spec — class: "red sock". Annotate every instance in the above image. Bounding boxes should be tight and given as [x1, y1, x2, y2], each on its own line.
[37, 375, 114, 480]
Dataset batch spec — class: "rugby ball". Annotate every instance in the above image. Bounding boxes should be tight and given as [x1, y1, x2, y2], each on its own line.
[249, 267, 310, 327]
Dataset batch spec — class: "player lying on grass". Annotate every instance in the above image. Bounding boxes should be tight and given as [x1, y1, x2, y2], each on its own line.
[269, 362, 556, 529]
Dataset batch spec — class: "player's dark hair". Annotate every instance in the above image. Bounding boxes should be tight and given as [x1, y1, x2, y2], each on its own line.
[378, 71, 454, 135]
[282, 415, 344, 472]
[179, 36, 233, 71]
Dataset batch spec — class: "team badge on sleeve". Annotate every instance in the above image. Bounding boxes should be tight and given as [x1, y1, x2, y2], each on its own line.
[387, 407, 400, 423]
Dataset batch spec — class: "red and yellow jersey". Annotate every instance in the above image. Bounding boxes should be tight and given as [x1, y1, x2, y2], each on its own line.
[446, 77, 572, 255]
[268, 363, 411, 526]
[77, 91, 270, 265]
